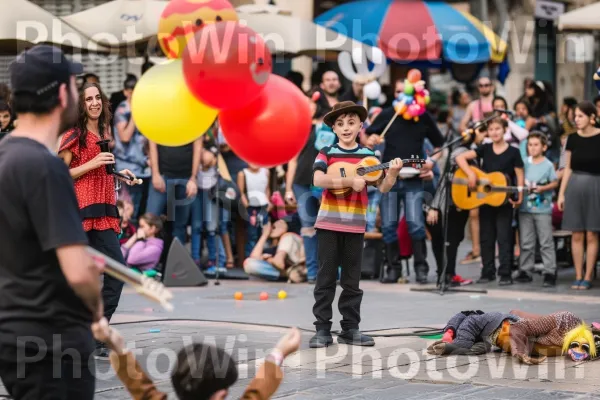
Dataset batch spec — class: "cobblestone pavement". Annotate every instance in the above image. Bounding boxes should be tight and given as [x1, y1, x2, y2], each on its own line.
[82, 320, 600, 399]
[2, 241, 600, 399]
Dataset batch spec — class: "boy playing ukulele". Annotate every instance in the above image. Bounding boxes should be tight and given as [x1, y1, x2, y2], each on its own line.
[310, 101, 402, 348]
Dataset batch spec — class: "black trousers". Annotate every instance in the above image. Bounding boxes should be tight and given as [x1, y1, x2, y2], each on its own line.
[87, 230, 125, 324]
[479, 205, 513, 278]
[0, 343, 95, 400]
[313, 229, 364, 332]
[428, 206, 470, 277]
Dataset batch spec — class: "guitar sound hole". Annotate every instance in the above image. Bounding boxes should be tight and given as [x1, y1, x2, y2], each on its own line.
[339, 168, 346, 178]
[483, 185, 492, 193]
[357, 168, 365, 176]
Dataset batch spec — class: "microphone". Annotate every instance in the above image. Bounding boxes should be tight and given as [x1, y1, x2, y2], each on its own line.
[96, 139, 143, 185]
[494, 109, 515, 117]
[96, 139, 114, 175]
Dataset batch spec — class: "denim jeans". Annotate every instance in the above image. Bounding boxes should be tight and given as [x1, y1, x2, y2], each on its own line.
[366, 188, 382, 232]
[146, 176, 194, 246]
[243, 259, 281, 281]
[125, 181, 147, 223]
[380, 179, 428, 243]
[245, 206, 269, 257]
[292, 184, 320, 280]
[191, 190, 219, 262]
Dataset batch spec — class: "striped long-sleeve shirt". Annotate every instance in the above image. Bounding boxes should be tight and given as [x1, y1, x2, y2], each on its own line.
[313, 145, 376, 233]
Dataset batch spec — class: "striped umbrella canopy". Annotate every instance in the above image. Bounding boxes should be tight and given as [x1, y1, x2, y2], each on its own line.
[315, 0, 507, 65]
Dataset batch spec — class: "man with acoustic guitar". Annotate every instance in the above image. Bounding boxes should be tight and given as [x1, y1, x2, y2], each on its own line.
[310, 101, 403, 348]
[455, 117, 524, 286]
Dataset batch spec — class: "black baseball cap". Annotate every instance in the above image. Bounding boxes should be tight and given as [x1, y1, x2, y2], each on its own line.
[9, 45, 83, 99]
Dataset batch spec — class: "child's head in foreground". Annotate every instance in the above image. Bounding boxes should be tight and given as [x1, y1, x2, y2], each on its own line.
[172, 343, 238, 400]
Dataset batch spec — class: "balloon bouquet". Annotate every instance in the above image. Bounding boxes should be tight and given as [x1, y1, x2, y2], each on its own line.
[379, 68, 430, 140]
[131, 0, 312, 167]
[392, 69, 430, 122]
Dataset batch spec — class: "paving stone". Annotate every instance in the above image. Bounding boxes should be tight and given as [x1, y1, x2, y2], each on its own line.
[522, 391, 589, 399]
[347, 378, 409, 390]
[471, 386, 543, 399]
[435, 383, 497, 395]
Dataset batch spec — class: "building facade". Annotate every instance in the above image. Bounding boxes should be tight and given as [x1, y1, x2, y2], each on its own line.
[502, 0, 598, 109]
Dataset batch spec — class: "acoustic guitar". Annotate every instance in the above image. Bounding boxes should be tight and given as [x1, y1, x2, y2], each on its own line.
[327, 156, 426, 197]
[452, 167, 530, 210]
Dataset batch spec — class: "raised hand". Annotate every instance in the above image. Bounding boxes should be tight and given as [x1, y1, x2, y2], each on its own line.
[275, 327, 301, 358]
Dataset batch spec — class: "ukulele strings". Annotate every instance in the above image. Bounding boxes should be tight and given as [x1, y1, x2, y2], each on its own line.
[360, 162, 391, 174]
[359, 159, 422, 175]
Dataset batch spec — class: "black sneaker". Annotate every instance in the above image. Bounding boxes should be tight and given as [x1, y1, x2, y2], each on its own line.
[498, 276, 513, 286]
[543, 274, 556, 287]
[476, 276, 495, 284]
[93, 346, 110, 360]
[309, 330, 333, 348]
[514, 271, 533, 283]
[337, 329, 375, 346]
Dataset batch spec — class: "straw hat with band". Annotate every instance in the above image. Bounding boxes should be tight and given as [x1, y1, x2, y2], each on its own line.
[323, 101, 368, 128]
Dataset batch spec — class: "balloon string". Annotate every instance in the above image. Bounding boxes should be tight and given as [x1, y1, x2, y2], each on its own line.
[380, 100, 404, 140]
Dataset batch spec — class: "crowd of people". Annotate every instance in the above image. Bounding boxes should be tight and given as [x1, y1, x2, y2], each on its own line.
[2, 42, 600, 399]
[1, 57, 599, 293]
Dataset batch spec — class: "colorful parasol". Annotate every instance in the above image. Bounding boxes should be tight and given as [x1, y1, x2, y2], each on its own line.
[315, 0, 507, 65]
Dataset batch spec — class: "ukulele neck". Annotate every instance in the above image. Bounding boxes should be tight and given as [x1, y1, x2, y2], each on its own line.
[358, 159, 423, 175]
[360, 162, 391, 175]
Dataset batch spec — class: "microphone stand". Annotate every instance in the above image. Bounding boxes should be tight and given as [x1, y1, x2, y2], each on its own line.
[212, 135, 223, 286]
[410, 120, 493, 296]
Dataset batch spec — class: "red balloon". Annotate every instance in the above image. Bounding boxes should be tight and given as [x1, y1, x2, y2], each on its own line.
[219, 75, 312, 167]
[182, 21, 272, 110]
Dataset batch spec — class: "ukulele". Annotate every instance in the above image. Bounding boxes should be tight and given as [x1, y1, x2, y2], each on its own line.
[327, 156, 427, 197]
[451, 167, 532, 210]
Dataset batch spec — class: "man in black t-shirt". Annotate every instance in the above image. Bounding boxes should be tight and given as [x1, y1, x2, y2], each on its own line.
[146, 139, 202, 246]
[366, 108, 444, 284]
[0, 45, 104, 399]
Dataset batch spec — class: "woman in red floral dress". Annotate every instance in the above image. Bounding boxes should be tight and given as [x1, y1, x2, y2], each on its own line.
[58, 82, 138, 359]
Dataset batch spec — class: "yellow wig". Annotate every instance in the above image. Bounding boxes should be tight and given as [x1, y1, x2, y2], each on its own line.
[562, 323, 597, 358]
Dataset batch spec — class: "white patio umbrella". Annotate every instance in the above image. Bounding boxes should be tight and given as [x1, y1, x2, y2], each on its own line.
[0, 0, 108, 54]
[61, 0, 167, 47]
[558, 2, 600, 31]
[237, 11, 373, 58]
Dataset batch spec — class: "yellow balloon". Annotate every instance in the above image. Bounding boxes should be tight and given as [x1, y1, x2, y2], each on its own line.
[131, 60, 218, 146]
